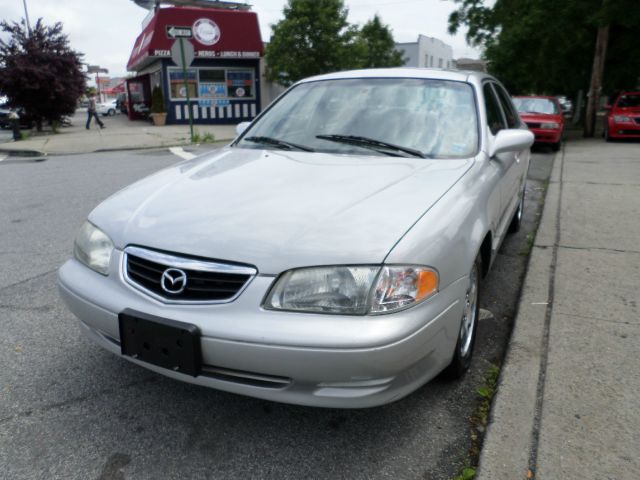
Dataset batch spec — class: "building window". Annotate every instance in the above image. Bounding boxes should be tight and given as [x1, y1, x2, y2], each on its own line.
[168, 67, 255, 101]
[430, 56, 434, 67]
[227, 70, 254, 98]
[169, 69, 198, 99]
[438, 58, 443, 68]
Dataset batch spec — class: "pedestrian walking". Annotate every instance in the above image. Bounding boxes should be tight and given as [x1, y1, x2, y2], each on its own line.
[86, 95, 105, 130]
[8, 110, 21, 141]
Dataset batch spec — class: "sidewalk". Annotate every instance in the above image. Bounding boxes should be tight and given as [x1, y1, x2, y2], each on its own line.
[0, 110, 237, 156]
[478, 139, 640, 479]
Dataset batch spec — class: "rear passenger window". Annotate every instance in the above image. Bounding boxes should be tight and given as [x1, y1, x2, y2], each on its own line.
[494, 84, 520, 128]
[484, 84, 505, 135]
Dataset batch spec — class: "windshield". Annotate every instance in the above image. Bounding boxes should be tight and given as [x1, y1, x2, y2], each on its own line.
[512, 97, 559, 115]
[617, 94, 640, 108]
[236, 78, 478, 158]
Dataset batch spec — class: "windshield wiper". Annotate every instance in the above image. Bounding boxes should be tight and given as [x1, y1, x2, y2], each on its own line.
[244, 136, 315, 152]
[316, 134, 426, 158]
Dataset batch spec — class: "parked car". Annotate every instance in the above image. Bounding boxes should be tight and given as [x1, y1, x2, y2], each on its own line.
[97, 100, 119, 116]
[512, 95, 564, 151]
[604, 91, 640, 141]
[58, 69, 534, 408]
[556, 95, 573, 116]
[0, 105, 35, 130]
[116, 92, 128, 114]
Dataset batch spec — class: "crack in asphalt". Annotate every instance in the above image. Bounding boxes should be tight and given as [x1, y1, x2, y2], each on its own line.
[555, 244, 640, 255]
[0, 268, 58, 293]
[0, 376, 158, 425]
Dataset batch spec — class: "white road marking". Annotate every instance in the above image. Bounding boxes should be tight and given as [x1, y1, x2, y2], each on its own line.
[169, 147, 196, 160]
[0, 155, 7, 162]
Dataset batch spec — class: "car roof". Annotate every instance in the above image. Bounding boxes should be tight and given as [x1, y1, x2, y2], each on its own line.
[297, 68, 494, 85]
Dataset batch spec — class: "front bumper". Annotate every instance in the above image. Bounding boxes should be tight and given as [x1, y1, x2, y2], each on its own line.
[58, 251, 466, 408]
[530, 127, 562, 144]
[608, 120, 640, 138]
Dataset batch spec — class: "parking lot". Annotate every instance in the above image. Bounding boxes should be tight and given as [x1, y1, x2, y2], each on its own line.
[0, 147, 553, 480]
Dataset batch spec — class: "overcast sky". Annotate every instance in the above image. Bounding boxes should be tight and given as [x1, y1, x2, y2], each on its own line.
[0, 0, 482, 79]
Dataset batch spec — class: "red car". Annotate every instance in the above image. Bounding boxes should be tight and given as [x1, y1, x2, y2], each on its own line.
[604, 91, 640, 141]
[512, 96, 564, 151]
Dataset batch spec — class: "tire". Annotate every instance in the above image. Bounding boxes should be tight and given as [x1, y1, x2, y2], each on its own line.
[508, 188, 525, 234]
[108, 109, 115, 116]
[551, 141, 561, 152]
[443, 255, 481, 379]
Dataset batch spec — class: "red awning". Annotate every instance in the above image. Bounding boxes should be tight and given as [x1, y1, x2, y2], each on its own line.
[127, 7, 263, 72]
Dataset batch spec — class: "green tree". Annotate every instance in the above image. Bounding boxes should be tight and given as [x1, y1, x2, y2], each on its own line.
[0, 19, 86, 129]
[355, 15, 405, 68]
[265, 0, 359, 86]
[447, 0, 640, 95]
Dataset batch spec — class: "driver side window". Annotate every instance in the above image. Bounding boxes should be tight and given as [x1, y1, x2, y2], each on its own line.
[483, 83, 506, 136]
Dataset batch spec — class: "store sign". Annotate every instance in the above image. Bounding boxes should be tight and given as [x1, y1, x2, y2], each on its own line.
[193, 18, 221, 46]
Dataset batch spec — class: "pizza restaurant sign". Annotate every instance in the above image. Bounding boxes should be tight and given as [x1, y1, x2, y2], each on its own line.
[127, 7, 263, 71]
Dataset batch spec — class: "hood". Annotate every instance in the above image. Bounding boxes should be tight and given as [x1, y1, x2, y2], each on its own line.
[612, 106, 640, 114]
[90, 148, 472, 274]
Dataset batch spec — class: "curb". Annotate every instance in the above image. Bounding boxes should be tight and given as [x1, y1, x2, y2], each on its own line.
[0, 148, 47, 158]
[476, 149, 564, 480]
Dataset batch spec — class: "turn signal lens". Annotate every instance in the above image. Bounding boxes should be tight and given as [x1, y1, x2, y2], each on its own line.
[371, 266, 439, 314]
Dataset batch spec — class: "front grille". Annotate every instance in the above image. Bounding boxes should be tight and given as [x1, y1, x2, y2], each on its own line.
[124, 246, 256, 303]
[526, 122, 541, 129]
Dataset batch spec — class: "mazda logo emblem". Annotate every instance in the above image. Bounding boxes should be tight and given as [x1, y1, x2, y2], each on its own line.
[161, 268, 187, 294]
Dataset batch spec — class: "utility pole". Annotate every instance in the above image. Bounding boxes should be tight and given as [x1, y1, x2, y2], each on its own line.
[584, 1, 611, 138]
[22, 0, 32, 36]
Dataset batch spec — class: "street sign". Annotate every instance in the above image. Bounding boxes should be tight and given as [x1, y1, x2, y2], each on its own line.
[167, 25, 192, 38]
[170, 39, 195, 69]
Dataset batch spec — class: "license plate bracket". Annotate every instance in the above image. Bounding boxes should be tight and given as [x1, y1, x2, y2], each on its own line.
[118, 309, 201, 377]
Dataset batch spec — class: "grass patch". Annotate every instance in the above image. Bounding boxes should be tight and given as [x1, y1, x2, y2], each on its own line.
[519, 233, 535, 256]
[451, 363, 501, 480]
[192, 130, 215, 143]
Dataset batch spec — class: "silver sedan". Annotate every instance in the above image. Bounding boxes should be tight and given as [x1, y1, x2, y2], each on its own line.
[58, 69, 533, 408]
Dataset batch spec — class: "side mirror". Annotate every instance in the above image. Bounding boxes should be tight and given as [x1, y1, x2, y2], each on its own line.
[236, 121, 251, 137]
[490, 129, 534, 157]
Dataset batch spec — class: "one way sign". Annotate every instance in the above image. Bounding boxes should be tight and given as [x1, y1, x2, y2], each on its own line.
[167, 26, 192, 38]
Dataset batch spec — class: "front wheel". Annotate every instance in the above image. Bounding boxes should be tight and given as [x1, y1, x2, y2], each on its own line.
[107, 109, 116, 116]
[508, 188, 525, 234]
[443, 256, 481, 379]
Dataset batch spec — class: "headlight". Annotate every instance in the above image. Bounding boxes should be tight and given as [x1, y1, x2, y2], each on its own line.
[263, 265, 438, 315]
[613, 115, 632, 123]
[370, 266, 439, 313]
[540, 122, 560, 129]
[73, 221, 114, 275]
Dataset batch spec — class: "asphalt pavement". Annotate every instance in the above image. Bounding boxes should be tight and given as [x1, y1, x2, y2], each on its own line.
[0, 147, 552, 480]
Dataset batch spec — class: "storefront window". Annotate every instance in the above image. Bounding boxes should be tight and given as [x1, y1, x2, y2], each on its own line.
[198, 69, 227, 99]
[227, 70, 253, 98]
[169, 69, 197, 99]
[168, 68, 255, 101]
